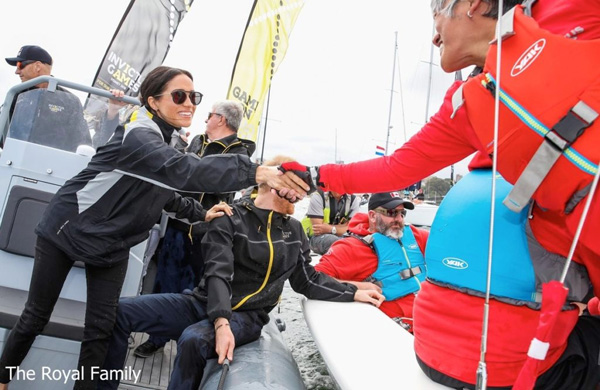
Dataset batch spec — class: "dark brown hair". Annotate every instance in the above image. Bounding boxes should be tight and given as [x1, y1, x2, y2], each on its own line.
[139, 66, 193, 112]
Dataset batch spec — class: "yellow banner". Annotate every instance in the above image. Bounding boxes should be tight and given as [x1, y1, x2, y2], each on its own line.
[227, 0, 305, 141]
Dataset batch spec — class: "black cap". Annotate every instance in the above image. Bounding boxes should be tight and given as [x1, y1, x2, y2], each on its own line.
[5, 45, 53, 66]
[368, 191, 414, 211]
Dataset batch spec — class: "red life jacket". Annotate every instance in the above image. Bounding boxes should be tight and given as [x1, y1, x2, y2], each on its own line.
[414, 282, 578, 387]
[461, 6, 600, 258]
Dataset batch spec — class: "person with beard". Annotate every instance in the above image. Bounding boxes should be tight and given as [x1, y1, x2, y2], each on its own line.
[315, 192, 428, 332]
[98, 156, 384, 390]
[133, 100, 256, 359]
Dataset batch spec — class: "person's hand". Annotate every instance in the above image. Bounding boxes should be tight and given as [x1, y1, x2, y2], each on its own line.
[353, 289, 385, 307]
[214, 319, 235, 364]
[352, 281, 382, 294]
[311, 223, 332, 236]
[107, 89, 127, 119]
[205, 202, 233, 222]
[277, 162, 321, 194]
[586, 296, 600, 316]
[256, 166, 309, 202]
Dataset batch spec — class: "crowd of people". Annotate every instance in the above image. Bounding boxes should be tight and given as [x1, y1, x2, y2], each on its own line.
[1, 0, 599, 389]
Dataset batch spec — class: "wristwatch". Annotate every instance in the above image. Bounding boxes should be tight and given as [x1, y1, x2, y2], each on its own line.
[331, 226, 337, 235]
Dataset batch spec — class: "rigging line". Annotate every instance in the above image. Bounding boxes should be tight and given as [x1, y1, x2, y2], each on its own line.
[560, 163, 600, 283]
[476, 1, 504, 389]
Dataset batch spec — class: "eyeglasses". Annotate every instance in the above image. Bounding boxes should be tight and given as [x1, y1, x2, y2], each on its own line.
[373, 208, 406, 218]
[155, 90, 203, 106]
[16, 60, 36, 70]
[207, 112, 223, 120]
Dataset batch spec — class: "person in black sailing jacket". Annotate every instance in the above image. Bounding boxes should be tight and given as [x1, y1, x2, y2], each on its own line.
[134, 99, 257, 358]
[97, 155, 384, 390]
[0, 66, 309, 390]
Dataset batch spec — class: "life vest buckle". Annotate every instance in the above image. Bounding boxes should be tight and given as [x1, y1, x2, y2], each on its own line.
[547, 101, 597, 150]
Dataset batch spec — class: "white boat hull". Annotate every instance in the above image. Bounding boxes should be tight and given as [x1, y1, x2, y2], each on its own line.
[302, 298, 451, 390]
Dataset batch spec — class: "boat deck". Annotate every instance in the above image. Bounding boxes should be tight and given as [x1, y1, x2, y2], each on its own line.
[119, 333, 175, 390]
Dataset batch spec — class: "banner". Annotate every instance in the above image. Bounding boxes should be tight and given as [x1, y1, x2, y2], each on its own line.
[84, 0, 194, 142]
[227, 0, 305, 141]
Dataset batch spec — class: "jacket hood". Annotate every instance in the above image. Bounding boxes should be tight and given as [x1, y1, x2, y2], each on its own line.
[239, 137, 256, 156]
[125, 106, 177, 144]
[347, 213, 371, 236]
[192, 133, 256, 157]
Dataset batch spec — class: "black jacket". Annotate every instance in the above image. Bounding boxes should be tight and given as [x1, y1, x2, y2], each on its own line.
[35, 107, 258, 266]
[169, 132, 256, 235]
[194, 199, 357, 323]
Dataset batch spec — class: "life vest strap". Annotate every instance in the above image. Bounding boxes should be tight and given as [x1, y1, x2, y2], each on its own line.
[490, 6, 517, 45]
[504, 101, 598, 212]
[521, 0, 537, 17]
[399, 265, 424, 280]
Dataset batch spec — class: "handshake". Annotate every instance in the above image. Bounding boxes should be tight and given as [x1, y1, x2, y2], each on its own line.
[277, 162, 323, 194]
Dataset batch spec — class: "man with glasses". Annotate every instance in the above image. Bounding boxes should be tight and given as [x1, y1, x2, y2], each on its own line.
[315, 191, 429, 332]
[3, 45, 54, 118]
[133, 100, 257, 358]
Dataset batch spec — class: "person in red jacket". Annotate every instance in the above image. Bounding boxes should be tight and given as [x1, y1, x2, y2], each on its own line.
[276, 0, 600, 388]
[315, 192, 428, 332]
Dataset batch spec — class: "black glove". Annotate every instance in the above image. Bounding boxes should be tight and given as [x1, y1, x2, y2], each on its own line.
[277, 162, 321, 194]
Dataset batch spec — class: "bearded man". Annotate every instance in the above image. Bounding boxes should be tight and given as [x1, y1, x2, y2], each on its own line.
[315, 191, 429, 332]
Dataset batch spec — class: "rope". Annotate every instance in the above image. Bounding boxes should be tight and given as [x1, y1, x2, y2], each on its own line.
[476, 1, 504, 389]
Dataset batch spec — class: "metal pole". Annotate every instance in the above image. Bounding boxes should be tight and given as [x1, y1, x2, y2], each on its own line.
[385, 31, 398, 156]
[259, 86, 272, 163]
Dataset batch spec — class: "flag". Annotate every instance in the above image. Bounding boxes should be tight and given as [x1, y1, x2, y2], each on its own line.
[84, 0, 194, 135]
[375, 145, 385, 156]
[227, 0, 305, 141]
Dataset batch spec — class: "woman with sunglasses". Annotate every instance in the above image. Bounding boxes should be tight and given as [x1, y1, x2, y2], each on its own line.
[0, 65, 309, 390]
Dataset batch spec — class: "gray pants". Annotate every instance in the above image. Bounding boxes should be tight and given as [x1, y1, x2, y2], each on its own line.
[309, 234, 340, 255]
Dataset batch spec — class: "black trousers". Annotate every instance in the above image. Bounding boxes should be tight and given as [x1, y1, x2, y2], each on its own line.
[98, 292, 266, 390]
[0, 236, 128, 390]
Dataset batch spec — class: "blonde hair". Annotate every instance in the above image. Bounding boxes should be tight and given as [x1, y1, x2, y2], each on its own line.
[258, 155, 295, 191]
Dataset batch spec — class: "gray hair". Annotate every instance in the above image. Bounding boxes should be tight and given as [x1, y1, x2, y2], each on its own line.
[430, 0, 523, 19]
[212, 100, 244, 132]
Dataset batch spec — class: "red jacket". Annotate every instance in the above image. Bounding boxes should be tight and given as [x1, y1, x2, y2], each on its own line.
[317, 0, 600, 386]
[315, 213, 429, 320]
[319, 0, 600, 294]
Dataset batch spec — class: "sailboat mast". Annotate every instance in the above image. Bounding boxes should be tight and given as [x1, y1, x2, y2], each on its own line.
[385, 31, 398, 156]
[424, 25, 435, 123]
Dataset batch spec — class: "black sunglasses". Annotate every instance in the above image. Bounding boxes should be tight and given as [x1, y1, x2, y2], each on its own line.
[374, 208, 407, 218]
[207, 112, 223, 120]
[155, 89, 203, 106]
[16, 60, 36, 70]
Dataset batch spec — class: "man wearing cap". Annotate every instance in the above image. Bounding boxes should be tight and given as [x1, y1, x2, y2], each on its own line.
[3, 45, 54, 118]
[5, 45, 53, 88]
[315, 191, 429, 332]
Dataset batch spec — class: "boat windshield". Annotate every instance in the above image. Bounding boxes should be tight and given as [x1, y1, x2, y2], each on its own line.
[6, 88, 93, 154]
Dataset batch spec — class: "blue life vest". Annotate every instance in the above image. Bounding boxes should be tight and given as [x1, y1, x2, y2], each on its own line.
[425, 170, 538, 302]
[370, 228, 426, 301]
